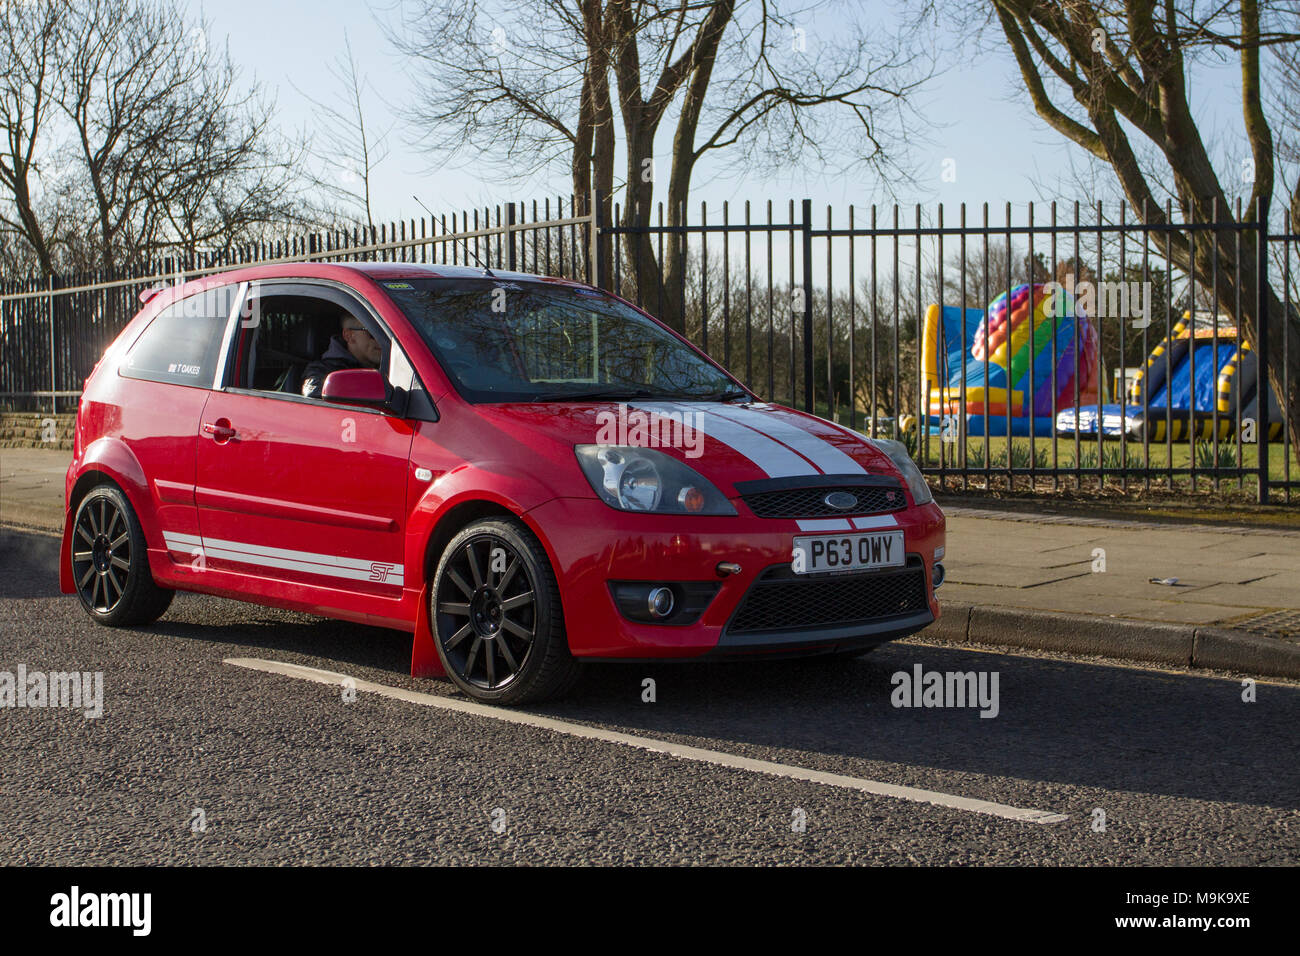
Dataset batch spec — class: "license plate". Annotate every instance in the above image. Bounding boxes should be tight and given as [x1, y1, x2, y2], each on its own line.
[793, 531, 904, 574]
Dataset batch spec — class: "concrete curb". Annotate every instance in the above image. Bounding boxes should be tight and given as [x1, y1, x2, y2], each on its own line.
[3, 517, 1297, 680]
[920, 601, 1300, 680]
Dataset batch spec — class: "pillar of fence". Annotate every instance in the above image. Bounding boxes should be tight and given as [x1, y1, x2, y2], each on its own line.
[47, 274, 56, 415]
[800, 199, 814, 413]
[506, 202, 517, 272]
[1256, 200, 1270, 504]
[590, 188, 604, 291]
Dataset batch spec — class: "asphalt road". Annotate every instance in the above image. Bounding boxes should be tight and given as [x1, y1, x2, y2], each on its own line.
[2, 525, 1297, 865]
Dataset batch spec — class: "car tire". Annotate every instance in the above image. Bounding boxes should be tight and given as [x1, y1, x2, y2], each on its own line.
[431, 517, 581, 705]
[70, 484, 174, 626]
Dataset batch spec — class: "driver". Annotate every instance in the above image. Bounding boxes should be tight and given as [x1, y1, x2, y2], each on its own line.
[302, 312, 382, 399]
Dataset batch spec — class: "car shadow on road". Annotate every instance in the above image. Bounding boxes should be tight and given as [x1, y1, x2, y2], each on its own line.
[13, 522, 1294, 815]
[160, 591, 1300, 815]
[154, 594, 415, 676]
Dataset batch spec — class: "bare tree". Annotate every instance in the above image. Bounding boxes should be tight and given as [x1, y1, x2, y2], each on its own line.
[390, 0, 929, 330]
[0, 0, 309, 277]
[0, 0, 62, 276]
[296, 35, 392, 232]
[1277, 17, 1300, 228]
[58, 0, 309, 271]
[949, 0, 1300, 461]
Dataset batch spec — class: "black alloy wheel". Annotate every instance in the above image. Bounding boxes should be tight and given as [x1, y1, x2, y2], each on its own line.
[432, 517, 581, 704]
[71, 484, 173, 626]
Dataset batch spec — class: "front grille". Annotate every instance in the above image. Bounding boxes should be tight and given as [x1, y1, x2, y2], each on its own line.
[728, 559, 928, 634]
[741, 482, 905, 518]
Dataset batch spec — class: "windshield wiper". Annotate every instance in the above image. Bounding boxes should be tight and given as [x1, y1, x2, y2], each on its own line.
[530, 386, 675, 402]
[681, 388, 750, 402]
[529, 385, 750, 402]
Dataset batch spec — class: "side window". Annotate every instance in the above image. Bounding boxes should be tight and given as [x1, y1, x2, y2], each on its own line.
[120, 286, 235, 387]
[234, 295, 331, 393]
[232, 289, 410, 399]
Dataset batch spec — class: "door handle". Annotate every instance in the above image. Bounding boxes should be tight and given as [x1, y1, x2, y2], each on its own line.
[202, 419, 236, 442]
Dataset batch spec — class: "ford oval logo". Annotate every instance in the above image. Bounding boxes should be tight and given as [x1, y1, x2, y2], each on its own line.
[823, 491, 858, 511]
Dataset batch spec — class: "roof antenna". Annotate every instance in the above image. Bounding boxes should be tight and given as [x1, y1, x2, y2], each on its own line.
[412, 195, 494, 277]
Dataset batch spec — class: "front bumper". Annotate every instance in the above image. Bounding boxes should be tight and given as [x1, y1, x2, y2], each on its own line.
[524, 497, 945, 659]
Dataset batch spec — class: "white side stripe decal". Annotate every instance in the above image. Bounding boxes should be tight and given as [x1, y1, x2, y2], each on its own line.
[163, 532, 404, 586]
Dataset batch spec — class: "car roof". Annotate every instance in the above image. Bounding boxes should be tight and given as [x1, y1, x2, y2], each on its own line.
[159, 261, 591, 302]
[334, 262, 588, 284]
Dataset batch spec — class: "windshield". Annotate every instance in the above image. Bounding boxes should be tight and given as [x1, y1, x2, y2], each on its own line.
[380, 278, 745, 403]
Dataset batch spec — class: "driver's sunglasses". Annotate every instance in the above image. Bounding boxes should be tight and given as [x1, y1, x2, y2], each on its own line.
[344, 325, 374, 340]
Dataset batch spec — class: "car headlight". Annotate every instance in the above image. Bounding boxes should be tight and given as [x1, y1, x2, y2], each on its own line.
[870, 437, 933, 506]
[575, 446, 736, 515]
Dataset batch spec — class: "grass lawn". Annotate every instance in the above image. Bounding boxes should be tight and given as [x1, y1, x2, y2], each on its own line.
[910, 434, 1297, 481]
[911, 434, 1300, 509]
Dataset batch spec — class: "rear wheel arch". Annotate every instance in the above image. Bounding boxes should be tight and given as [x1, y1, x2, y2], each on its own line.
[69, 482, 173, 626]
[68, 469, 115, 516]
[68, 465, 161, 545]
[71, 438, 153, 526]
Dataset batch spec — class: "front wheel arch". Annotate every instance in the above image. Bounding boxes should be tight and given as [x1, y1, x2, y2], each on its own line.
[421, 499, 518, 586]
[428, 515, 581, 704]
[419, 498, 572, 637]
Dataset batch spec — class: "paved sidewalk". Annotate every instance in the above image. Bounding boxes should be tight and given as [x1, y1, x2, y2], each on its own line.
[938, 506, 1300, 638]
[1, 446, 66, 533]
[4, 446, 1298, 655]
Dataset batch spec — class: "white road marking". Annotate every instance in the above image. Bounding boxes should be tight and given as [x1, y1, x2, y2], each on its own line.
[224, 656, 1070, 825]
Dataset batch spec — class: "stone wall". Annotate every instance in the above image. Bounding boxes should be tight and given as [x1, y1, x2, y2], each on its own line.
[0, 413, 76, 450]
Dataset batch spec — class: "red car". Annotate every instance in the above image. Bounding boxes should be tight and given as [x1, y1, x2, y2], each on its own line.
[60, 262, 945, 703]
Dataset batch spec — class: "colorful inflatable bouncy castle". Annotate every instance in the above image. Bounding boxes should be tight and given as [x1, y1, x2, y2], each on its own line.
[1055, 312, 1284, 441]
[921, 283, 1101, 437]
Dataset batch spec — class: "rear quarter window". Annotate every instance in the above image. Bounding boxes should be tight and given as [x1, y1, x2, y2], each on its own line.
[120, 286, 235, 387]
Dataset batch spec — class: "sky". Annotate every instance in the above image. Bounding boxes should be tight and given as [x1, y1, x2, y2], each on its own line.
[185, 0, 1255, 227]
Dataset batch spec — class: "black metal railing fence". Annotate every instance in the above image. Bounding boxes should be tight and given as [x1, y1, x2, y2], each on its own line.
[2, 192, 1295, 502]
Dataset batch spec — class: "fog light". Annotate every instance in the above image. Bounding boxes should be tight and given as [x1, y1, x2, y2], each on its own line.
[609, 581, 719, 625]
[647, 586, 676, 618]
[933, 563, 946, 588]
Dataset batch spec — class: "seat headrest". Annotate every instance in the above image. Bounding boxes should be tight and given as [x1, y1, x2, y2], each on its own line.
[287, 319, 325, 359]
